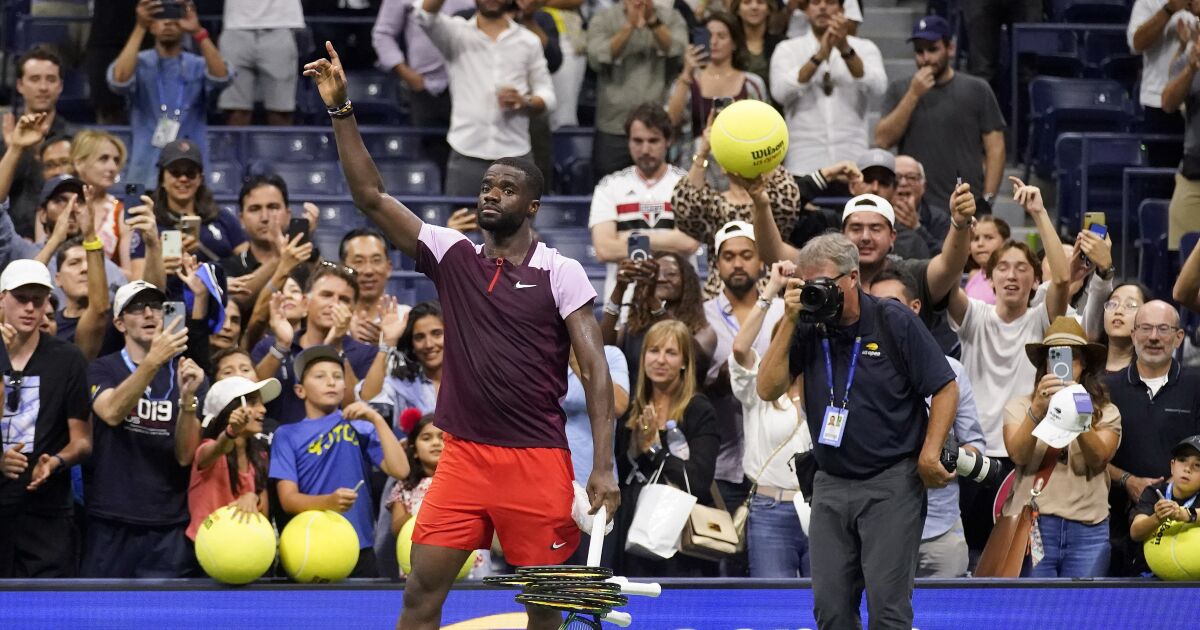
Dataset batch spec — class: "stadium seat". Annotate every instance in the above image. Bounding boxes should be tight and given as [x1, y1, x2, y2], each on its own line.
[207, 129, 242, 164]
[535, 197, 591, 229]
[376, 160, 441, 195]
[247, 130, 339, 163]
[362, 131, 426, 161]
[345, 71, 403, 125]
[1049, 0, 1132, 24]
[56, 70, 92, 124]
[269, 161, 346, 196]
[1013, 28, 1084, 79]
[207, 161, 245, 197]
[314, 201, 368, 231]
[1053, 133, 1146, 232]
[540, 228, 601, 273]
[13, 16, 73, 54]
[553, 129, 595, 195]
[1082, 30, 1139, 90]
[1025, 77, 1136, 180]
[1137, 199, 1172, 300]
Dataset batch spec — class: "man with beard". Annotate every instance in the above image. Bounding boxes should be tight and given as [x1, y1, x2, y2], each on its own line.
[875, 15, 1005, 215]
[107, 0, 231, 188]
[590, 103, 697, 312]
[416, 0, 556, 197]
[304, 43, 619, 630]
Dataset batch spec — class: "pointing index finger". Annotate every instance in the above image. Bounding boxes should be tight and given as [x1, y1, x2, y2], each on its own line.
[325, 41, 340, 64]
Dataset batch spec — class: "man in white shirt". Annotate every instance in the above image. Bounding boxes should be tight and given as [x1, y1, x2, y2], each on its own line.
[1129, 0, 1197, 133]
[589, 103, 697, 305]
[783, 0, 862, 38]
[219, 0, 305, 126]
[417, 0, 556, 196]
[769, 0, 886, 185]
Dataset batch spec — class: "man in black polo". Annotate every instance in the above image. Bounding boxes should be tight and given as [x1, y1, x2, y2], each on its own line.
[1105, 300, 1200, 574]
[759, 232, 957, 630]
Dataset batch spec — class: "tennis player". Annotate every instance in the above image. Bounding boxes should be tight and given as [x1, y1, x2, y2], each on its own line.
[304, 43, 621, 630]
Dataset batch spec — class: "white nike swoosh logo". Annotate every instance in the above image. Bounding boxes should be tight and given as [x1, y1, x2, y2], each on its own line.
[515, 282, 538, 289]
[550, 541, 567, 549]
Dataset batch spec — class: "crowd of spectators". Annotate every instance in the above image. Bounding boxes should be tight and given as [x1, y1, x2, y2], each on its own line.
[1, 0, 1200, 591]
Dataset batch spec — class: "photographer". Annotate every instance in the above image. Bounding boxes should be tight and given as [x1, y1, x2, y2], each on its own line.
[758, 233, 957, 629]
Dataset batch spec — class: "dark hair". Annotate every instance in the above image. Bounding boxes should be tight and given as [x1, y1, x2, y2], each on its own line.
[1098, 281, 1153, 347]
[396, 301, 444, 381]
[306, 262, 360, 302]
[623, 102, 674, 141]
[871, 267, 920, 302]
[705, 11, 749, 71]
[402, 414, 439, 491]
[339, 227, 389, 262]
[154, 160, 219, 224]
[730, 0, 782, 20]
[211, 347, 252, 377]
[16, 46, 62, 80]
[490, 156, 544, 201]
[39, 133, 72, 160]
[985, 241, 1042, 301]
[200, 396, 270, 496]
[238, 173, 290, 210]
[54, 235, 84, 270]
[627, 252, 708, 336]
[966, 215, 1011, 272]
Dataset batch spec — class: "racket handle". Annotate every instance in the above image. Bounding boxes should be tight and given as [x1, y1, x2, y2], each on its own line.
[602, 611, 632, 627]
[606, 577, 661, 597]
[587, 505, 606, 567]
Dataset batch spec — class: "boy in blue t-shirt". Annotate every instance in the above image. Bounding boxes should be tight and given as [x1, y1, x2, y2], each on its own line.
[269, 345, 409, 577]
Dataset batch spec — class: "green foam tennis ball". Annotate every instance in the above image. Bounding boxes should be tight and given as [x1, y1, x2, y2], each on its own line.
[396, 516, 475, 579]
[195, 505, 278, 585]
[279, 509, 360, 583]
[709, 100, 789, 179]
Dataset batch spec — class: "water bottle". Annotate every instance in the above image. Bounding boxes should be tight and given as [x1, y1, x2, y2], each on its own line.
[665, 420, 690, 460]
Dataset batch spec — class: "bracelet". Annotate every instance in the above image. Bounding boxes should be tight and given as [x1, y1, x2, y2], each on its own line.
[193, 28, 209, 44]
[603, 300, 621, 316]
[1097, 265, 1115, 280]
[1026, 406, 1041, 424]
[691, 153, 708, 168]
[840, 48, 856, 59]
[756, 298, 772, 311]
[377, 342, 395, 355]
[179, 396, 198, 413]
[82, 236, 104, 251]
[224, 425, 238, 440]
[1119, 471, 1132, 489]
[53, 454, 67, 471]
[268, 343, 289, 361]
[650, 301, 667, 317]
[647, 18, 662, 29]
[950, 216, 968, 231]
[809, 54, 825, 67]
[327, 99, 354, 119]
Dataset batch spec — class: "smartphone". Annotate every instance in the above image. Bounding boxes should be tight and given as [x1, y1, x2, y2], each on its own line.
[162, 230, 183, 259]
[627, 232, 651, 263]
[1082, 212, 1106, 232]
[712, 97, 734, 116]
[158, 1, 185, 20]
[123, 184, 144, 222]
[162, 301, 186, 336]
[1048, 346, 1073, 381]
[691, 27, 711, 64]
[287, 217, 311, 246]
[179, 215, 201, 239]
[1088, 223, 1108, 239]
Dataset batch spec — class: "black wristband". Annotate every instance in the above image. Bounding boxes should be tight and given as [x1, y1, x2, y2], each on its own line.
[647, 18, 661, 29]
[809, 55, 824, 67]
[840, 48, 857, 59]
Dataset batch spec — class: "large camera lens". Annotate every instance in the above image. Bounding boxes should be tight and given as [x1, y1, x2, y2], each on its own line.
[800, 284, 829, 309]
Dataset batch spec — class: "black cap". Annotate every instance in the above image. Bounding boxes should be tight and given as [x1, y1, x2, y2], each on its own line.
[156, 139, 203, 169]
[1172, 435, 1200, 458]
[908, 15, 952, 42]
[39, 174, 84, 207]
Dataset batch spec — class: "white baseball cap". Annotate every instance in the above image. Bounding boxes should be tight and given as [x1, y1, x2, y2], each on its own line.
[201, 376, 282, 428]
[1032, 383, 1095, 448]
[714, 220, 755, 254]
[113, 280, 166, 316]
[0, 259, 54, 292]
[842, 193, 896, 228]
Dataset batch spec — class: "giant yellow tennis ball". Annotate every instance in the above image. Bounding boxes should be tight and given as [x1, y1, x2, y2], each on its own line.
[1144, 520, 1200, 580]
[195, 505, 278, 585]
[709, 100, 788, 179]
[279, 510, 360, 583]
[396, 517, 475, 580]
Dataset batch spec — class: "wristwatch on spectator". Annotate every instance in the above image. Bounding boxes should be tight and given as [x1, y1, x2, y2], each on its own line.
[179, 396, 198, 414]
[1097, 265, 1115, 281]
[646, 16, 662, 29]
[982, 192, 996, 204]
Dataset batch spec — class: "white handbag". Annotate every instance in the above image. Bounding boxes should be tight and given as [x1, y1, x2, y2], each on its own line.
[624, 459, 697, 560]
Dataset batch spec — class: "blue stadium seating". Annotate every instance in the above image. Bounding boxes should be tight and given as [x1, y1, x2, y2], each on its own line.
[540, 228, 603, 275]
[1137, 199, 1172, 300]
[1053, 133, 1146, 231]
[376, 160, 441, 195]
[268, 161, 346, 196]
[1049, 0, 1132, 24]
[247, 130, 339, 163]
[13, 16, 73, 56]
[344, 71, 403, 125]
[535, 197, 591, 229]
[55, 70, 92, 124]
[362, 131, 425, 161]
[207, 130, 242, 164]
[554, 130, 595, 195]
[207, 161, 245, 197]
[1025, 77, 1136, 179]
[1082, 30, 1138, 90]
[1013, 29, 1084, 79]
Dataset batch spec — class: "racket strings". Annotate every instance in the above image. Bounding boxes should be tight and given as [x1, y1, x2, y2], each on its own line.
[560, 613, 603, 630]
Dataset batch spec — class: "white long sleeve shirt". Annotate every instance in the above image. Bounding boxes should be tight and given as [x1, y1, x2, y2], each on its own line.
[414, 1, 557, 160]
[769, 31, 887, 175]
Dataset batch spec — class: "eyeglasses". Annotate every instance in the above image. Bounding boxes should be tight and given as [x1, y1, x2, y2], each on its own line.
[9, 292, 48, 307]
[821, 72, 833, 97]
[1104, 300, 1141, 312]
[862, 173, 897, 188]
[124, 301, 164, 314]
[896, 173, 924, 184]
[166, 165, 201, 179]
[7, 371, 24, 413]
[1133, 323, 1180, 336]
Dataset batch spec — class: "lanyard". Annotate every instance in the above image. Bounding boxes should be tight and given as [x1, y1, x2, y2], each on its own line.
[717, 295, 739, 333]
[121, 348, 176, 401]
[155, 58, 187, 120]
[1167, 482, 1198, 509]
[821, 336, 861, 411]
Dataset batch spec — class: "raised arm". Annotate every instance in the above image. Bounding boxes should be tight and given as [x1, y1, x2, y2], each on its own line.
[1163, 39, 1199, 113]
[736, 172, 799, 265]
[875, 69, 933, 148]
[304, 42, 425, 258]
[1130, 0, 1183, 53]
[1174, 231, 1200, 312]
[179, 3, 228, 79]
[110, 0, 154, 85]
[1013, 176, 1070, 319]
[733, 261, 792, 368]
[924, 183, 976, 302]
[92, 328, 188, 427]
[758, 279, 801, 400]
[566, 305, 620, 518]
[76, 193, 113, 361]
[982, 131, 1005, 199]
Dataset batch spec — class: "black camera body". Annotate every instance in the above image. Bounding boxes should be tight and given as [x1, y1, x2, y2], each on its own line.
[798, 278, 845, 325]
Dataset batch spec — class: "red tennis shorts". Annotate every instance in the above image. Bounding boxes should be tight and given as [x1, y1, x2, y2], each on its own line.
[413, 432, 579, 566]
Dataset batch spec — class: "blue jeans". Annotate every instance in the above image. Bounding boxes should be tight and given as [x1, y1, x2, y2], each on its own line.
[747, 493, 810, 577]
[1022, 514, 1110, 578]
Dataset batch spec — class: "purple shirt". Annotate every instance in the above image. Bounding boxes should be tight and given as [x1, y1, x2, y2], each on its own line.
[415, 224, 595, 449]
